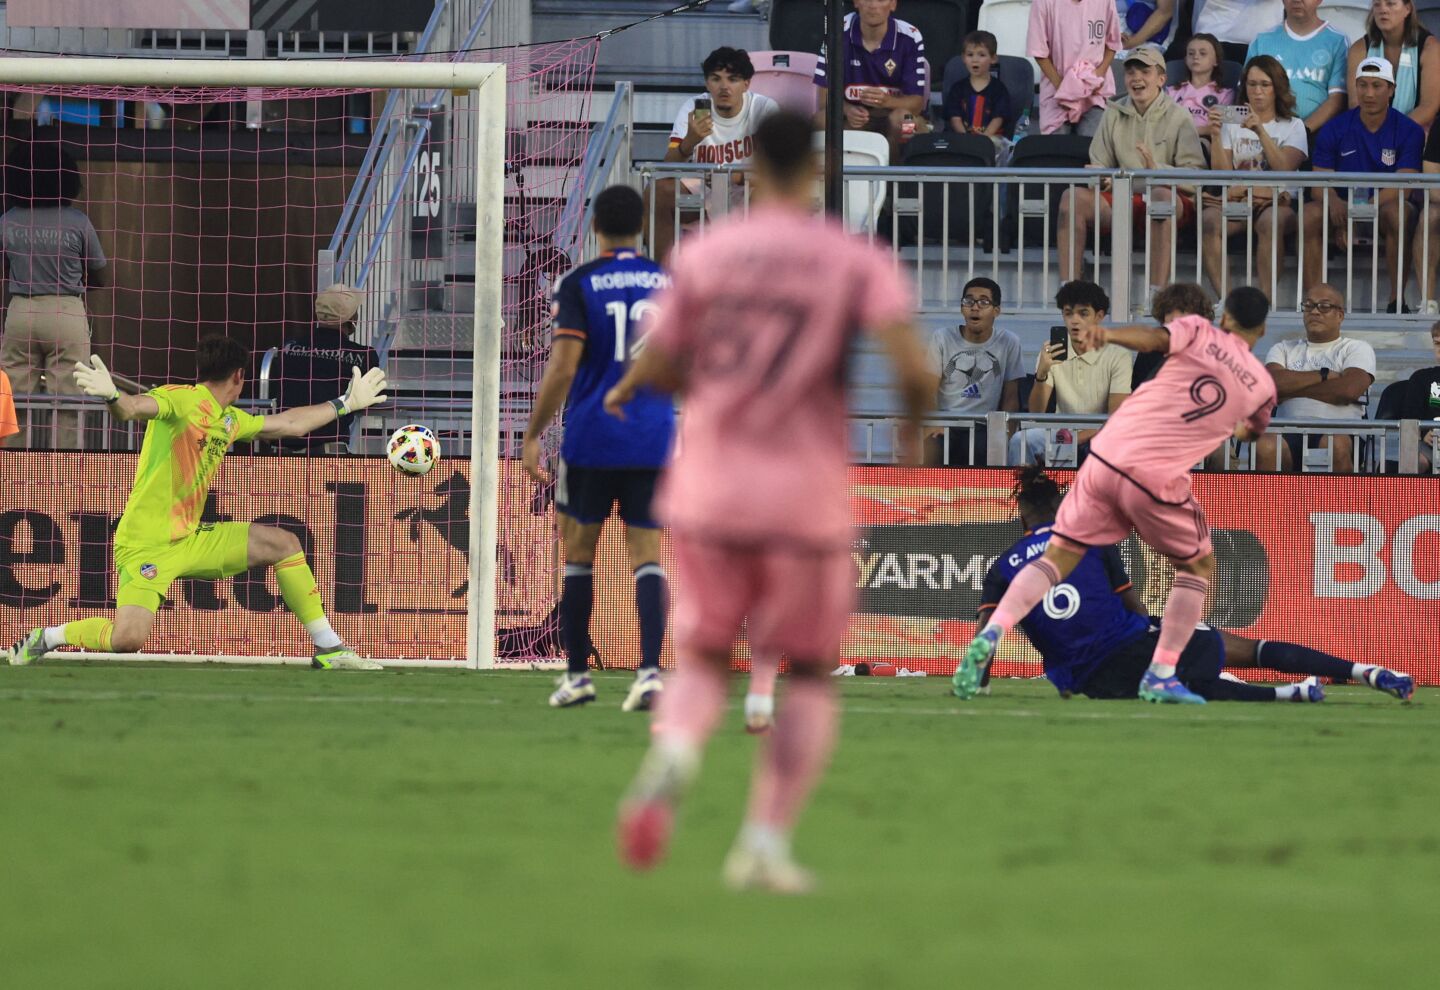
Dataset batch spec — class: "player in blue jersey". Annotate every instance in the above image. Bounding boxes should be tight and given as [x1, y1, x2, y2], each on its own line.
[522, 185, 676, 711]
[960, 467, 1415, 702]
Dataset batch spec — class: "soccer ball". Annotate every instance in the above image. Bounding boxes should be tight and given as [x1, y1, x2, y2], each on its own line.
[387, 424, 441, 476]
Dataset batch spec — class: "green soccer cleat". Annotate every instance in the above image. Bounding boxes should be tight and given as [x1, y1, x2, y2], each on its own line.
[4, 629, 48, 667]
[311, 646, 384, 671]
[953, 625, 1001, 700]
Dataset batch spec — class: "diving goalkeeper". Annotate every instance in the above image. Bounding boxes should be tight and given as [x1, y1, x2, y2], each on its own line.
[3, 335, 389, 670]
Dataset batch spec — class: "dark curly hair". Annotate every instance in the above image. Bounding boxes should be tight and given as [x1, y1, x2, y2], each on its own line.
[1011, 465, 1065, 522]
[5, 142, 81, 208]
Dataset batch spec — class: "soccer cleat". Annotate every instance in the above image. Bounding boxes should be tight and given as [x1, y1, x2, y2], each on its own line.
[1138, 670, 1207, 705]
[617, 743, 699, 871]
[4, 628, 47, 667]
[549, 673, 597, 708]
[722, 846, 816, 895]
[621, 668, 663, 712]
[953, 624, 1001, 700]
[1370, 668, 1415, 702]
[1289, 677, 1325, 703]
[311, 646, 384, 671]
[743, 693, 774, 734]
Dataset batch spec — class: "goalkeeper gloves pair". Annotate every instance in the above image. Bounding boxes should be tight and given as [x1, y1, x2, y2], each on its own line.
[75, 356, 389, 415]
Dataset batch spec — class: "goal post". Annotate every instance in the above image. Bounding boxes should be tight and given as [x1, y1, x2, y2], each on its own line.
[0, 56, 506, 670]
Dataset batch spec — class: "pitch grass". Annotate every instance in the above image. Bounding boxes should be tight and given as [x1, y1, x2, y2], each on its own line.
[1, 665, 1435, 990]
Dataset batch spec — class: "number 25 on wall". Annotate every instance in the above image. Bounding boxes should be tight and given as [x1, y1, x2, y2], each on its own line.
[414, 150, 442, 219]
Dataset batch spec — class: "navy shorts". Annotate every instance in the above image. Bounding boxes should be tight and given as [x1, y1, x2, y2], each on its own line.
[1079, 621, 1226, 699]
[554, 459, 660, 528]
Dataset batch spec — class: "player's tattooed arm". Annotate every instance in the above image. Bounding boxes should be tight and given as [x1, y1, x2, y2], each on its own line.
[1086, 325, 1171, 354]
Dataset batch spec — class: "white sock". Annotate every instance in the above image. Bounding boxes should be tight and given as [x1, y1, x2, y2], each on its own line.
[739, 821, 789, 860]
[1275, 684, 1300, 700]
[1351, 663, 1378, 686]
[305, 618, 343, 650]
[1150, 662, 1177, 678]
[42, 625, 67, 650]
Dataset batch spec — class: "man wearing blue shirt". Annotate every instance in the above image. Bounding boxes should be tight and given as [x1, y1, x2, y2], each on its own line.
[1246, 0, 1349, 133]
[1303, 57, 1424, 307]
[958, 466, 1415, 702]
[522, 186, 676, 711]
[813, 0, 928, 161]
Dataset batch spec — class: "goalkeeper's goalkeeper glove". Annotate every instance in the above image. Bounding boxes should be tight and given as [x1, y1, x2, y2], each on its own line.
[73, 355, 120, 402]
[332, 366, 389, 416]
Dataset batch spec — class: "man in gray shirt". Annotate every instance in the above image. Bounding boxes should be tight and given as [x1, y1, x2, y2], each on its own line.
[925, 277, 1023, 466]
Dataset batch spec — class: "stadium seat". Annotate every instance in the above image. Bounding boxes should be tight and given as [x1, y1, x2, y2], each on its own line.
[888, 131, 997, 247]
[940, 53, 1035, 137]
[769, 0, 827, 55]
[747, 50, 821, 113]
[813, 130, 891, 232]
[976, 0, 1035, 73]
[1003, 133, 1092, 250]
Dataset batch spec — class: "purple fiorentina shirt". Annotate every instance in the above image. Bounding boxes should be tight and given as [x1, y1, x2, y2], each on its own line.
[814, 12, 926, 103]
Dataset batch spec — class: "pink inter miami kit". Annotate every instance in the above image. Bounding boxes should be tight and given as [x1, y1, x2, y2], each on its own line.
[642, 202, 913, 659]
[1053, 314, 1276, 562]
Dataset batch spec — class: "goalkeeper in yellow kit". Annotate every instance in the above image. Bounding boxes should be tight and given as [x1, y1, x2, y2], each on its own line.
[4, 336, 389, 670]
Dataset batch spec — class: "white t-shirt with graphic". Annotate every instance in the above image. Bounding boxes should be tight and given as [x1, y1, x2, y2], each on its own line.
[668, 91, 781, 166]
[1265, 335, 1377, 420]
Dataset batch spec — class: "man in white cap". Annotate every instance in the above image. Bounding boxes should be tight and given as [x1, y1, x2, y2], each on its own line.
[1303, 56, 1424, 306]
[271, 283, 381, 449]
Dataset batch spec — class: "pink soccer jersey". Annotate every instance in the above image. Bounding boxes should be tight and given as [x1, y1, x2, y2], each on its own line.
[642, 203, 914, 549]
[1088, 315, 1276, 500]
[1028, 0, 1121, 97]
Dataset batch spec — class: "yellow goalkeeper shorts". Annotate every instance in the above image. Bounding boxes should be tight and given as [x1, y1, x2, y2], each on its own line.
[115, 522, 252, 611]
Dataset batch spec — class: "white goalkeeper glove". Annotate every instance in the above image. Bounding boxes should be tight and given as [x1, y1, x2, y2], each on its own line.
[334, 366, 389, 415]
[73, 355, 120, 402]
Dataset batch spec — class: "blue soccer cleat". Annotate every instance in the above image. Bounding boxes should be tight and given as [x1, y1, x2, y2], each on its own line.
[1371, 668, 1414, 702]
[1290, 676, 1325, 703]
[1138, 670, 1207, 705]
[953, 625, 1001, 700]
[549, 673, 597, 708]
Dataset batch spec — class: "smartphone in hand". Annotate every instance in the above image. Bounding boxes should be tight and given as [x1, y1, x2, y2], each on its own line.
[1049, 325, 1069, 361]
[694, 97, 712, 121]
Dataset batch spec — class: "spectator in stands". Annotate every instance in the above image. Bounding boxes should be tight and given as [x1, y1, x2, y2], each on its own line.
[945, 31, 1012, 153]
[1194, 0, 1285, 65]
[1168, 32, 1235, 141]
[1246, 0, 1349, 135]
[814, 0, 928, 162]
[1346, 0, 1440, 130]
[1201, 56, 1309, 300]
[1257, 282, 1377, 472]
[1010, 280, 1132, 465]
[270, 283, 381, 451]
[1057, 46, 1206, 300]
[1303, 57, 1423, 307]
[1412, 123, 1440, 311]
[926, 277, 1023, 466]
[0, 143, 107, 450]
[1131, 281, 1213, 389]
[0, 367, 18, 447]
[1398, 320, 1440, 469]
[650, 47, 779, 263]
[1029, 0, 1121, 136]
[1124, 0, 1176, 50]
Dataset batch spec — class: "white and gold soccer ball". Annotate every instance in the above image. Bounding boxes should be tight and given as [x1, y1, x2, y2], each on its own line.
[387, 424, 441, 476]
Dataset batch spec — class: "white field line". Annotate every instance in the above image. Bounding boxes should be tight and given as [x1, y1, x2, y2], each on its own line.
[0, 686, 1420, 728]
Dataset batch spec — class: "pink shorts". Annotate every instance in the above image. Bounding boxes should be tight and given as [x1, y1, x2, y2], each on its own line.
[670, 536, 855, 662]
[1052, 456, 1213, 563]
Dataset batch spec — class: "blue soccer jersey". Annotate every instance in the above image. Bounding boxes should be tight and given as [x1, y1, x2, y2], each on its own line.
[550, 249, 675, 469]
[978, 526, 1150, 695]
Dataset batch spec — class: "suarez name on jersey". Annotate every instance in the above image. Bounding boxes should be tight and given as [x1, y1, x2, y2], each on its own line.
[550, 248, 675, 469]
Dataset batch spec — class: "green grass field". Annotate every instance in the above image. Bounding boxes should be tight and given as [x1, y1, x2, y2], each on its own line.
[2, 664, 1435, 989]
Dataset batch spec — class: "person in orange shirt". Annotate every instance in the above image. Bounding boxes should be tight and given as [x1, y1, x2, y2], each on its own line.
[0, 368, 20, 444]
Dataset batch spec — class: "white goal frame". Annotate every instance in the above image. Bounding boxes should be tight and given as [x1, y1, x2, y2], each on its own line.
[0, 57, 506, 670]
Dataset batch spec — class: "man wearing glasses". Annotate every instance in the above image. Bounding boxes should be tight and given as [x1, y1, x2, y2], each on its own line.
[1256, 283, 1376, 472]
[926, 277, 1023, 466]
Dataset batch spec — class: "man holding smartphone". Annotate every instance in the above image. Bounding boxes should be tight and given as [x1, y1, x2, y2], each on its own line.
[1010, 280, 1133, 465]
[648, 47, 779, 263]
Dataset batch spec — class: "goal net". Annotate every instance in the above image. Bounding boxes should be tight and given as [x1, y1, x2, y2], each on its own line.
[0, 44, 599, 668]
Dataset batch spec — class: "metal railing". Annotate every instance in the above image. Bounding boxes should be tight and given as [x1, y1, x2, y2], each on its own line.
[634, 161, 1440, 321]
[557, 82, 635, 263]
[847, 410, 1436, 474]
[9, 395, 276, 452]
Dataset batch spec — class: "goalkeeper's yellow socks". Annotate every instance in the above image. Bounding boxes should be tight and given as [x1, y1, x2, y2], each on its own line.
[59, 617, 113, 652]
[275, 552, 342, 649]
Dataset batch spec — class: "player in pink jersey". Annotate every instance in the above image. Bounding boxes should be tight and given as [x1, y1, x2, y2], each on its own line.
[601, 110, 931, 893]
[956, 285, 1277, 705]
